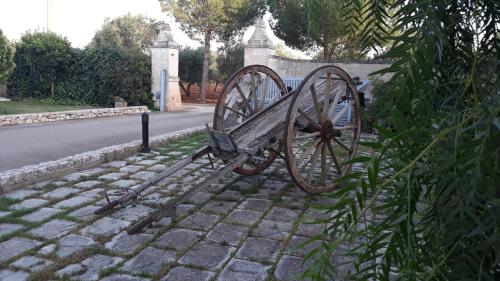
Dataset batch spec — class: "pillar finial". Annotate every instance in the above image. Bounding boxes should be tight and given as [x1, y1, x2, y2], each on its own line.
[246, 17, 274, 49]
[153, 23, 178, 49]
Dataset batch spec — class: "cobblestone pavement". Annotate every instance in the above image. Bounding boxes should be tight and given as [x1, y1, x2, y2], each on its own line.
[0, 133, 369, 281]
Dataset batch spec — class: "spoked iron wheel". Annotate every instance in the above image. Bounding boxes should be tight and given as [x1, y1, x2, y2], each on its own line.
[213, 65, 288, 175]
[284, 65, 361, 194]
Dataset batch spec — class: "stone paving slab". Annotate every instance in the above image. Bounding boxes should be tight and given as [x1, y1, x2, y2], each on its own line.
[41, 187, 80, 199]
[11, 255, 53, 272]
[206, 223, 248, 246]
[252, 219, 293, 240]
[68, 205, 100, 221]
[0, 223, 24, 237]
[0, 269, 30, 281]
[68, 254, 123, 281]
[110, 205, 152, 222]
[80, 217, 131, 238]
[0, 211, 11, 218]
[1, 188, 40, 200]
[236, 237, 282, 263]
[178, 211, 219, 231]
[21, 207, 63, 222]
[102, 274, 150, 281]
[218, 258, 270, 281]
[224, 209, 263, 226]
[29, 219, 78, 239]
[178, 241, 236, 270]
[200, 200, 237, 215]
[10, 198, 48, 210]
[0, 237, 42, 263]
[154, 228, 202, 251]
[53, 195, 94, 209]
[161, 266, 214, 281]
[105, 231, 153, 255]
[0, 132, 368, 280]
[121, 246, 176, 275]
[56, 234, 96, 258]
[274, 255, 313, 281]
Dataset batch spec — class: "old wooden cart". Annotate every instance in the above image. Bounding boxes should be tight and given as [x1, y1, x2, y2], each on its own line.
[95, 64, 364, 234]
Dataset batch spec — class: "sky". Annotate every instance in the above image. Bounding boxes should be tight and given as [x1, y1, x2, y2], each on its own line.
[0, 0, 298, 54]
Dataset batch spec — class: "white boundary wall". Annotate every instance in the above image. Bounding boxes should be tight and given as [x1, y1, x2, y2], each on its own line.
[268, 56, 392, 81]
[0, 106, 149, 127]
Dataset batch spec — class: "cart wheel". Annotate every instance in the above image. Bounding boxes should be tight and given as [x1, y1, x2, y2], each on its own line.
[214, 65, 287, 175]
[283, 65, 361, 194]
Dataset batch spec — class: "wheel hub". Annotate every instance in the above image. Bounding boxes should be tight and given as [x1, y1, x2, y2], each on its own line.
[320, 120, 340, 141]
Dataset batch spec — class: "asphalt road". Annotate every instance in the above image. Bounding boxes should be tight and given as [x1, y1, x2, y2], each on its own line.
[0, 106, 214, 172]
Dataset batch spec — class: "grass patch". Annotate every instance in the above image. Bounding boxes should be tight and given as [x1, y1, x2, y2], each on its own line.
[0, 197, 18, 211]
[0, 99, 96, 115]
[159, 132, 208, 157]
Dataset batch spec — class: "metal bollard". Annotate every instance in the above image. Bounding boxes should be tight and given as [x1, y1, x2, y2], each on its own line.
[141, 112, 151, 153]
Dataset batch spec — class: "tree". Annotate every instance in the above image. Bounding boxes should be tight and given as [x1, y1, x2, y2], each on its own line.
[268, 0, 360, 59]
[160, 0, 265, 102]
[304, 0, 499, 280]
[216, 41, 244, 83]
[90, 13, 164, 53]
[8, 31, 72, 98]
[274, 42, 299, 59]
[0, 30, 15, 84]
[178, 47, 203, 97]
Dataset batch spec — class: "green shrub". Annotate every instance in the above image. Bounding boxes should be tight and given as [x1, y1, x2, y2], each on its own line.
[8, 31, 72, 98]
[7, 31, 153, 108]
[0, 29, 15, 83]
[56, 45, 153, 108]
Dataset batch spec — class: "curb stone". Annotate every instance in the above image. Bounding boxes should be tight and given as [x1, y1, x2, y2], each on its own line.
[0, 126, 205, 194]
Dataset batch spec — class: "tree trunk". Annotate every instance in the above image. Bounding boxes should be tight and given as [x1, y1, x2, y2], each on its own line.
[179, 82, 190, 97]
[213, 80, 219, 92]
[187, 83, 192, 97]
[322, 34, 332, 60]
[200, 31, 211, 104]
[51, 81, 54, 97]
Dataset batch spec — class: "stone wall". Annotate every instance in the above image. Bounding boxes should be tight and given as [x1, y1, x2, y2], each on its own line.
[268, 56, 392, 80]
[242, 19, 393, 81]
[0, 106, 150, 127]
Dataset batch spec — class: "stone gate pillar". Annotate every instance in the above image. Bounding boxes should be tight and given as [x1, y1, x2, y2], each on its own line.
[244, 18, 275, 67]
[151, 24, 182, 111]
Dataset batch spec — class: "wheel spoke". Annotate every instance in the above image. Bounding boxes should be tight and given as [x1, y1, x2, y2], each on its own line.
[332, 137, 353, 153]
[294, 132, 320, 140]
[326, 141, 343, 176]
[250, 72, 258, 111]
[306, 143, 322, 183]
[235, 84, 254, 115]
[258, 74, 270, 111]
[309, 84, 323, 122]
[298, 109, 321, 130]
[296, 138, 321, 168]
[224, 105, 249, 118]
[320, 143, 327, 185]
[322, 73, 331, 119]
[328, 82, 344, 117]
